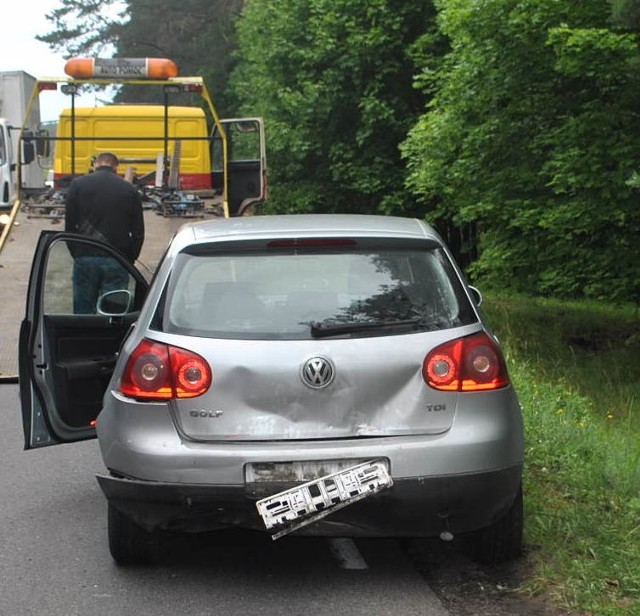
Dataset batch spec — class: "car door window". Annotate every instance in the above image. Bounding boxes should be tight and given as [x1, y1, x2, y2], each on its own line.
[43, 238, 137, 315]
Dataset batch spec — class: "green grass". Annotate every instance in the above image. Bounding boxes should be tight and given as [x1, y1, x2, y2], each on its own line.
[482, 295, 640, 615]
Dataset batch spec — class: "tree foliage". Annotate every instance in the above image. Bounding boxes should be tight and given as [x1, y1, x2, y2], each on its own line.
[611, 0, 640, 30]
[37, 0, 126, 57]
[39, 0, 640, 302]
[39, 0, 243, 113]
[402, 0, 640, 302]
[114, 0, 243, 111]
[230, 0, 438, 215]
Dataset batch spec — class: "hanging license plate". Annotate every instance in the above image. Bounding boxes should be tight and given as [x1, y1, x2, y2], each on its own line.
[256, 459, 392, 540]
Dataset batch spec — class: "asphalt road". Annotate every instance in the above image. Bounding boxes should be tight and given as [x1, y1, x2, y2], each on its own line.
[0, 384, 450, 616]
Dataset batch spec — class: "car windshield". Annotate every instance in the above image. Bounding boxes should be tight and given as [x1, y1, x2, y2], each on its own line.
[155, 245, 476, 339]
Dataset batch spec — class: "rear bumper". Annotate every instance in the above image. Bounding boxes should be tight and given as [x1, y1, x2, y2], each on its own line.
[97, 464, 522, 537]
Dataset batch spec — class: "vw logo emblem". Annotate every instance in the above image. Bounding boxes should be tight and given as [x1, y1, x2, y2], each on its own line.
[301, 357, 335, 389]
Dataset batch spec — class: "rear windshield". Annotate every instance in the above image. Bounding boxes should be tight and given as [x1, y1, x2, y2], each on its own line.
[154, 245, 477, 339]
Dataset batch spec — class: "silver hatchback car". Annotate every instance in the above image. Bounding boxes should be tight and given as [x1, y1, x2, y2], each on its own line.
[20, 214, 523, 565]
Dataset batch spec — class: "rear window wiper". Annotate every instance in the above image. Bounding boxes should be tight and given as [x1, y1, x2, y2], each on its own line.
[309, 318, 424, 338]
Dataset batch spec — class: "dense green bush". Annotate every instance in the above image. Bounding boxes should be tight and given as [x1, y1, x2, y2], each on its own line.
[402, 0, 640, 303]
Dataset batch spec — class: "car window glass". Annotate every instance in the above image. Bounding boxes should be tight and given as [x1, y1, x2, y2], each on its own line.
[43, 239, 138, 315]
[160, 247, 476, 339]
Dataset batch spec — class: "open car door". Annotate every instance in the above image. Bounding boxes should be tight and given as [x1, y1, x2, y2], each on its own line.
[19, 231, 149, 449]
[211, 118, 267, 217]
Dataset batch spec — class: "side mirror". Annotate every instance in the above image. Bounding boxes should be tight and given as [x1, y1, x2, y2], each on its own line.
[22, 139, 36, 164]
[235, 121, 259, 133]
[468, 286, 483, 306]
[36, 129, 50, 157]
[97, 289, 133, 316]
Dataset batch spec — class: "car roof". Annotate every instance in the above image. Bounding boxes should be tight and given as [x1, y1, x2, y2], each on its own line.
[170, 214, 441, 252]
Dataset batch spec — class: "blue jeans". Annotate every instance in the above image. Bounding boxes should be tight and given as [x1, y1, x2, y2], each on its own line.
[72, 256, 129, 314]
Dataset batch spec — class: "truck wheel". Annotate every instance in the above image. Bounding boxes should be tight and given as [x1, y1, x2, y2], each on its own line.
[107, 503, 160, 565]
[463, 485, 523, 564]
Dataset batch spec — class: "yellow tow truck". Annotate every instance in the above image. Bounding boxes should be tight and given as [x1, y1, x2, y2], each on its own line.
[0, 57, 267, 252]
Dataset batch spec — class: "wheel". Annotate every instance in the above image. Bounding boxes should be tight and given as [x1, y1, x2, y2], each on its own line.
[107, 503, 160, 565]
[463, 485, 523, 564]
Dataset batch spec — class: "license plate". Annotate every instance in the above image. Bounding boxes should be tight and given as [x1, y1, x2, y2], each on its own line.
[255, 459, 393, 540]
[246, 459, 371, 483]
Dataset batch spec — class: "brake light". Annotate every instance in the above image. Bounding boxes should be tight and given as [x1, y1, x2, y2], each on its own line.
[181, 83, 203, 93]
[119, 339, 212, 400]
[267, 238, 357, 248]
[38, 82, 58, 92]
[423, 333, 509, 392]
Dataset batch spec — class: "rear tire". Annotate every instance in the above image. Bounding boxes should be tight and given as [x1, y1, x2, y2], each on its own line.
[108, 503, 160, 565]
[463, 485, 523, 564]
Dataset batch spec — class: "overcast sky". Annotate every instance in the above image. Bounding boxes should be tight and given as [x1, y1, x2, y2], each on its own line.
[0, 0, 104, 121]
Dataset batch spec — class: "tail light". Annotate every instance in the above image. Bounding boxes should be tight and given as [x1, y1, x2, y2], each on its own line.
[423, 332, 509, 392]
[119, 339, 212, 400]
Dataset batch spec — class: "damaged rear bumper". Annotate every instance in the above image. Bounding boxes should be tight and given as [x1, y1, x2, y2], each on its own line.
[96, 464, 522, 538]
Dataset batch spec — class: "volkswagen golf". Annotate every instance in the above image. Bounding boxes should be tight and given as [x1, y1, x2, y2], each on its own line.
[20, 214, 524, 565]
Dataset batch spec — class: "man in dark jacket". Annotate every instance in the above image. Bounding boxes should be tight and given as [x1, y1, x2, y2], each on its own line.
[65, 152, 145, 313]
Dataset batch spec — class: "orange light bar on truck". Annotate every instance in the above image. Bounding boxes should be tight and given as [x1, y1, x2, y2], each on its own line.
[64, 57, 179, 80]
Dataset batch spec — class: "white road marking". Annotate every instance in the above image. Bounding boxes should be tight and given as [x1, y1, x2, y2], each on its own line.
[328, 537, 369, 570]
